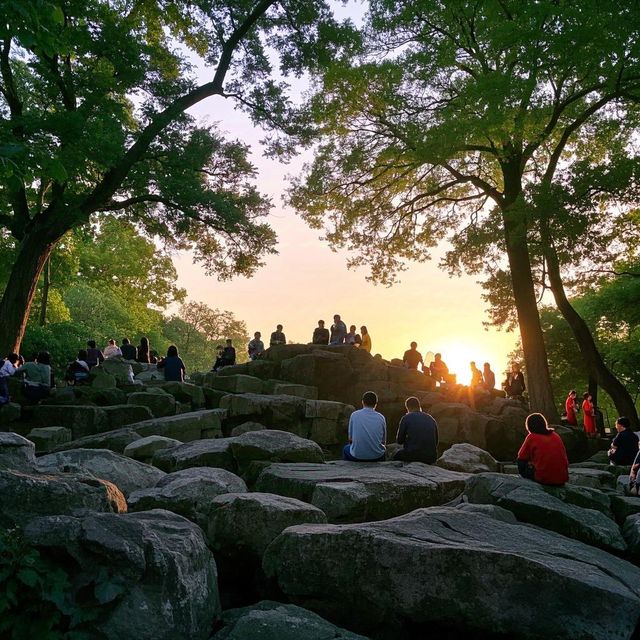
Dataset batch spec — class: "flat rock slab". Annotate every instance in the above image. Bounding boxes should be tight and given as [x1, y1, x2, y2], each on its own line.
[263, 507, 640, 640]
[129, 409, 225, 442]
[212, 601, 368, 640]
[128, 467, 247, 525]
[25, 510, 219, 640]
[0, 469, 126, 527]
[623, 513, 640, 560]
[0, 432, 36, 471]
[124, 435, 183, 461]
[37, 448, 165, 497]
[567, 467, 616, 489]
[25, 426, 72, 453]
[255, 461, 469, 523]
[230, 430, 325, 466]
[464, 473, 624, 552]
[50, 428, 142, 454]
[152, 438, 237, 473]
[611, 495, 640, 524]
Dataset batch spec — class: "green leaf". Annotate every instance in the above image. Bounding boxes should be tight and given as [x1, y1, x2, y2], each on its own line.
[48, 158, 68, 183]
[16, 568, 39, 588]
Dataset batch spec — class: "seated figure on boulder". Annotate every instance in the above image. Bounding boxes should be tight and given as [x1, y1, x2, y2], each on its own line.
[345, 325, 362, 346]
[15, 350, 53, 404]
[0, 353, 19, 405]
[212, 345, 225, 371]
[403, 342, 423, 371]
[270, 324, 286, 347]
[330, 314, 347, 345]
[608, 417, 639, 466]
[222, 339, 236, 367]
[360, 326, 372, 353]
[429, 353, 454, 384]
[86, 340, 104, 368]
[482, 362, 496, 391]
[312, 320, 330, 345]
[517, 413, 568, 486]
[103, 339, 122, 359]
[65, 349, 90, 385]
[393, 396, 439, 463]
[343, 391, 387, 462]
[504, 362, 526, 398]
[157, 344, 186, 382]
[248, 332, 265, 360]
[120, 337, 138, 361]
[629, 447, 640, 496]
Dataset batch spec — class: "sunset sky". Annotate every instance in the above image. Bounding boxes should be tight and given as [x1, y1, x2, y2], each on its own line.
[171, 90, 518, 385]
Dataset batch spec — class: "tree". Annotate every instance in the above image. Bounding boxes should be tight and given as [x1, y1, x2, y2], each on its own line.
[289, 0, 640, 420]
[0, 0, 353, 354]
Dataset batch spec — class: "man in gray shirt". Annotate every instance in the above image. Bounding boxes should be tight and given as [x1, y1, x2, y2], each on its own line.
[393, 396, 439, 463]
[343, 391, 387, 461]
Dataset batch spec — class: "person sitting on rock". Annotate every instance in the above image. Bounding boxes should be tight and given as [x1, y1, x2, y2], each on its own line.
[212, 345, 225, 371]
[103, 339, 122, 359]
[517, 413, 568, 486]
[470, 361, 483, 387]
[482, 362, 496, 391]
[343, 391, 387, 462]
[222, 339, 236, 367]
[403, 342, 424, 371]
[393, 396, 439, 463]
[0, 353, 19, 405]
[312, 320, 330, 345]
[629, 446, 640, 496]
[360, 326, 371, 353]
[608, 417, 639, 466]
[86, 340, 104, 368]
[345, 325, 361, 346]
[157, 345, 186, 382]
[120, 338, 138, 361]
[137, 336, 152, 364]
[564, 389, 578, 426]
[65, 349, 90, 385]
[248, 332, 265, 360]
[330, 314, 347, 345]
[15, 350, 54, 404]
[429, 353, 451, 383]
[270, 324, 286, 347]
[504, 363, 526, 398]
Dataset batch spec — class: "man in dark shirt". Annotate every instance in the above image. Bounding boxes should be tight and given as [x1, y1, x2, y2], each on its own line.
[222, 339, 236, 367]
[312, 320, 330, 345]
[403, 342, 423, 371]
[270, 324, 286, 347]
[330, 314, 347, 345]
[609, 417, 639, 465]
[393, 396, 439, 463]
[121, 338, 138, 361]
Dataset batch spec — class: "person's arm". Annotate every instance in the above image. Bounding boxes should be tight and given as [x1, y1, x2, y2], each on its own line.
[520, 372, 526, 392]
[396, 416, 407, 445]
[517, 436, 531, 462]
[433, 420, 439, 448]
[382, 418, 387, 447]
[348, 414, 353, 443]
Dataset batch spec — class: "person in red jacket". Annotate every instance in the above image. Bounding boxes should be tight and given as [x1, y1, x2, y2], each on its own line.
[565, 390, 578, 426]
[517, 413, 569, 486]
[582, 392, 597, 438]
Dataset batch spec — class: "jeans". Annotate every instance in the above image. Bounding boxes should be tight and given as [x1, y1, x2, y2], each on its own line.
[0, 377, 8, 405]
[342, 444, 385, 462]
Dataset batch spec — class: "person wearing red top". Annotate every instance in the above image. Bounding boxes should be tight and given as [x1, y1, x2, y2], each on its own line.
[517, 413, 569, 486]
[582, 392, 597, 438]
[565, 390, 578, 427]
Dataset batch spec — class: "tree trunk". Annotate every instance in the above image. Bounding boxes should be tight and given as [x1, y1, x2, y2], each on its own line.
[39, 256, 50, 326]
[543, 240, 640, 427]
[501, 197, 559, 421]
[588, 375, 598, 407]
[0, 232, 58, 355]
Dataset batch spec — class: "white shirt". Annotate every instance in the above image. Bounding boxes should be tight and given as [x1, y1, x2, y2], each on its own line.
[104, 345, 122, 358]
[0, 360, 16, 378]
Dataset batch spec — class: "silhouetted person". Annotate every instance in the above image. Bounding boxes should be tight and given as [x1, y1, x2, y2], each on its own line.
[470, 361, 483, 387]
[582, 391, 597, 438]
[270, 324, 286, 347]
[121, 338, 138, 361]
[345, 325, 361, 346]
[330, 314, 347, 345]
[403, 342, 423, 371]
[394, 396, 439, 463]
[565, 389, 578, 426]
[429, 353, 450, 383]
[248, 332, 265, 360]
[312, 320, 330, 345]
[342, 391, 386, 462]
[86, 340, 104, 368]
[504, 363, 525, 398]
[65, 350, 90, 385]
[212, 345, 225, 371]
[360, 326, 371, 353]
[222, 339, 236, 366]
[137, 336, 151, 364]
[157, 345, 186, 382]
[517, 413, 568, 486]
[609, 417, 639, 465]
[482, 362, 496, 391]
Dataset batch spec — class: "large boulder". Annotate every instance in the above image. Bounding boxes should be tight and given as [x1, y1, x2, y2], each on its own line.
[280, 351, 354, 402]
[263, 507, 640, 640]
[230, 430, 325, 467]
[0, 469, 126, 527]
[33, 405, 108, 438]
[255, 461, 469, 523]
[128, 467, 247, 523]
[127, 391, 176, 417]
[0, 432, 36, 471]
[436, 443, 499, 474]
[25, 426, 72, 453]
[158, 381, 206, 410]
[210, 374, 264, 394]
[24, 510, 219, 640]
[623, 513, 640, 560]
[129, 409, 225, 442]
[50, 428, 142, 454]
[464, 473, 624, 552]
[123, 435, 183, 462]
[0, 401, 20, 423]
[567, 467, 616, 490]
[211, 601, 368, 640]
[93, 357, 134, 384]
[37, 448, 165, 497]
[266, 381, 319, 400]
[221, 393, 307, 433]
[152, 438, 237, 473]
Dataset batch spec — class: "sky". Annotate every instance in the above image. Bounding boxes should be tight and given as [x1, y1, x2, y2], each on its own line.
[170, 6, 519, 386]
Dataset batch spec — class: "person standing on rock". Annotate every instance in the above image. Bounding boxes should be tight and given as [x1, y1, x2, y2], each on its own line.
[222, 339, 237, 366]
[608, 417, 639, 466]
[330, 315, 347, 345]
[393, 397, 439, 463]
[343, 391, 387, 462]
[582, 392, 597, 439]
[564, 390, 579, 427]
[482, 362, 496, 391]
[403, 342, 424, 371]
[312, 320, 330, 345]
[248, 332, 265, 360]
[360, 326, 371, 353]
[270, 324, 286, 347]
[517, 413, 568, 486]
[137, 336, 152, 364]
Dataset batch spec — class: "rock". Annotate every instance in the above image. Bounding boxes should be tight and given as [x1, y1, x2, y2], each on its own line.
[159, 381, 205, 410]
[33, 405, 108, 438]
[230, 430, 325, 469]
[210, 374, 264, 394]
[212, 601, 368, 640]
[567, 467, 616, 489]
[611, 495, 640, 524]
[75, 386, 128, 406]
[50, 428, 142, 454]
[94, 357, 134, 384]
[129, 409, 225, 442]
[617, 474, 631, 494]
[123, 435, 183, 462]
[0, 432, 36, 471]
[24, 510, 219, 640]
[265, 380, 319, 400]
[589, 450, 611, 464]
[135, 368, 165, 382]
[0, 469, 126, 527]
[91, 370, 117, 388]
[37, 448, 165, 497]
[464, 473, 624, 552]
[280, 352, 354, 403]
[128, 467, 247, 525]
[152, 438, 237, 473]
[229, 421, 266, 437]
[221, 393, 307, 432]
[436, 443, 499, 474]
[0, 401, 20, 423]
[454, 501, 518, 524]
[101, 404, 154, 429]
[213, 359, 280, 380]
[263, 506, 640, 640]
[127, 391, 176, 417]
[25, 426, 72, 453]
[623, 513, 640, 560]
[256, 461, 469, 523]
